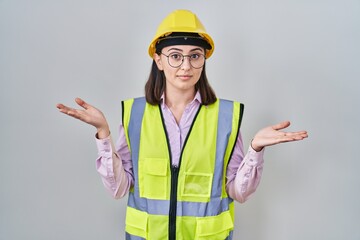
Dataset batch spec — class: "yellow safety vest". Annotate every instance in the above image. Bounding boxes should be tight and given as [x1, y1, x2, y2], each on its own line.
[122, 97, 244, 240]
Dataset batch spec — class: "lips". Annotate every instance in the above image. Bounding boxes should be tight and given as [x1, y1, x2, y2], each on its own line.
[177, 75, 193, 80]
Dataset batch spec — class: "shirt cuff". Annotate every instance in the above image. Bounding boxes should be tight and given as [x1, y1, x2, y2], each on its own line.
[95, 134, 112, 155]
[246, 146, 265, 166]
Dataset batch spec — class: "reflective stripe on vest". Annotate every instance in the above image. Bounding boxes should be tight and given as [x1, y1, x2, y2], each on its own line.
[122, 97, 244, 240]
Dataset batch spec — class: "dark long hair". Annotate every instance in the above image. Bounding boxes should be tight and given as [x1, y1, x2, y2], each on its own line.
[144, 60, 217, 105]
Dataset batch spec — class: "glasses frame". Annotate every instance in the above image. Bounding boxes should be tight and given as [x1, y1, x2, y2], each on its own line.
[160, 52, 206, 69]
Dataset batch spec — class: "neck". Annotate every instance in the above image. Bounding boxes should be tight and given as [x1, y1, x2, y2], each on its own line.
[165, 88, 196, 109]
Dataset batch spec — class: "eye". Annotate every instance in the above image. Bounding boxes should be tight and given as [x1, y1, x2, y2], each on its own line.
[169, 53, 182, 60]
[190, 54, 201, 60]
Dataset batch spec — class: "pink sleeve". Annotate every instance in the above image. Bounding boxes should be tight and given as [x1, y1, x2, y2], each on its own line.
[95, 124, 134, 199]
[226, 132, 265, 203]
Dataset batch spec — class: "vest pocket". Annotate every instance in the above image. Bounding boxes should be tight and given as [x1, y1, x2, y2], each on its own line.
[195, 210, 234, 240]
[139, 158, 169, 200]
[125, 207, 148, 239]
[181, 172, 213, 198]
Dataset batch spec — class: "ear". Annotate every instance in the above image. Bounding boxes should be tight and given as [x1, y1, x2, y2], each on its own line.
[153, 53, 164, 71]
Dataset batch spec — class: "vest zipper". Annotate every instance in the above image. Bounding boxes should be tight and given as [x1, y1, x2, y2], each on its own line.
[158, 104, 203, 240]
[169, 166, 179, 240]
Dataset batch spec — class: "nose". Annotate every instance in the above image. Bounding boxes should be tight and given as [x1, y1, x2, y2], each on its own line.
[181, 56, 191, 70]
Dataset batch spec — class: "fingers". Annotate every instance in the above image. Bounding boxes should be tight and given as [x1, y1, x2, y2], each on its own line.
[273, 121, 308, 137]
[56, 103, 64, 110]
[56, 99, 98, 126]
[56, 97, 89, 112]
[56, 102, 82, 119]
[279, 131, 308, 143]
[287, 131, 308, 138]
[56, 103, 73, 114]
[295, 131, 308, 139]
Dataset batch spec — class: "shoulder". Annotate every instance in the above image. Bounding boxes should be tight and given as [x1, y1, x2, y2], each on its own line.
[217, 98, 244, 107]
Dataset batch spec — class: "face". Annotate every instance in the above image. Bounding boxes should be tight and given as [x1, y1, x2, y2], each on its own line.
[154, 45, 205, 94]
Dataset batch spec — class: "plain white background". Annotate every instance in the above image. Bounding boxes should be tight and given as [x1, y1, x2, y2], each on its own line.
[1, 0, 359, 239]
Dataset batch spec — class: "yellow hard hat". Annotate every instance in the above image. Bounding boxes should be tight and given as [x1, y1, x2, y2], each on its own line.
[148, 9, 215, 59]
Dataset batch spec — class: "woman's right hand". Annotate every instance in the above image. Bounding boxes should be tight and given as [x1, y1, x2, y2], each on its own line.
[56, 98, 110, 138]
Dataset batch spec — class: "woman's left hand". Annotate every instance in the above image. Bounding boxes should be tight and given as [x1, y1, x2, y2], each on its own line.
[251, 121, 308, 152]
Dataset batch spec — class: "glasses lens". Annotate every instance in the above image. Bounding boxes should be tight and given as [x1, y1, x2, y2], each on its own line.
[168, 53, 183, 68]
[166, 53, 205, 69]
[189, 54, 205, 69]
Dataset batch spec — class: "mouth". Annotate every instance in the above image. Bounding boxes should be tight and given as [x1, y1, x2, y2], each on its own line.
[177, 75, 193, 80]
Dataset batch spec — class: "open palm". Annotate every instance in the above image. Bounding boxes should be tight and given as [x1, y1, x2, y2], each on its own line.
[251, 121, 308, 151]
[56, 98, 109, 136]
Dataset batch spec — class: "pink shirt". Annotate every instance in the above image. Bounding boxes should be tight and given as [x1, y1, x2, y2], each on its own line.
[95, 92, 265, 203]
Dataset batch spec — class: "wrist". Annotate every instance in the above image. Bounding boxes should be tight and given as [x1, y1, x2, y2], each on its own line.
[251, 139, 264, 152]
[97, 126, 110, 139]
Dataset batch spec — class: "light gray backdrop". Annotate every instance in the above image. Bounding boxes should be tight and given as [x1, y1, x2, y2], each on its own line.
[1, 0, 359, 239]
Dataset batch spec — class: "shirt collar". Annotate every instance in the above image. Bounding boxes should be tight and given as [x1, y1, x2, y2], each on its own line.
[160, 91, 202, 110]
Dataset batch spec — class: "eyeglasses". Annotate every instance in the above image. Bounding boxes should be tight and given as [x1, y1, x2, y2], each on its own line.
[161, 52, 206, 69]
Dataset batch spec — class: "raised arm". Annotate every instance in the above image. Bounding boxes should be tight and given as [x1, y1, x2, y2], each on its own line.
[226, 121, 308, 203]
[56, 98, 132, 198]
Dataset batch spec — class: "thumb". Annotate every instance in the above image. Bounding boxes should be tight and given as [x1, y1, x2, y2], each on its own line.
[75, 97, 90, 110]
[272, 121, 291, 131]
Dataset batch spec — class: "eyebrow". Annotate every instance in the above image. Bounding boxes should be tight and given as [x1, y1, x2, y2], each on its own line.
[167, 47, 204, 53]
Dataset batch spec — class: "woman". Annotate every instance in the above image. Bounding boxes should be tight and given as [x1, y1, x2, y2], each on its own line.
[57, 9, 307, 240]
